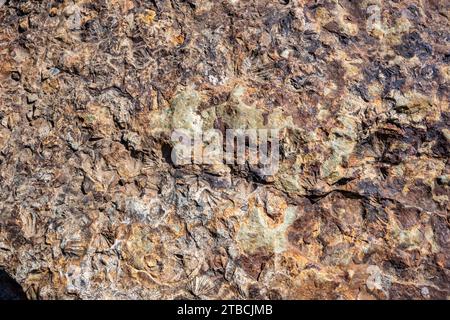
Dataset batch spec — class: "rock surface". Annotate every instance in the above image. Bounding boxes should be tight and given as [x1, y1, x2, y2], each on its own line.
[0, 0, 449, 299]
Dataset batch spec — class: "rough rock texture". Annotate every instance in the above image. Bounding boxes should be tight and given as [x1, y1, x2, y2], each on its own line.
[0, 0, 449, 300]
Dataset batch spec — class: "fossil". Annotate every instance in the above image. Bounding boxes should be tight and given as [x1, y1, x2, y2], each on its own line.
[0, 0, 449, 300]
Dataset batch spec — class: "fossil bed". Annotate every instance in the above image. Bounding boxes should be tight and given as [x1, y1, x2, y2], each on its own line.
[0, 0, 449, 300]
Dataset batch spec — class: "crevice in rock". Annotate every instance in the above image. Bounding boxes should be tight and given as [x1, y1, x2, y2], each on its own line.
[0, 269, 27, 300]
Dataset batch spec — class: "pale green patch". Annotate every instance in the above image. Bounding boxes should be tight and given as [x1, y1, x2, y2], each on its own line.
[171, 90, 203, 133]
[216, 85, 264, 129]
[237, 206, 297, 254]
[320, 114, 358, 180]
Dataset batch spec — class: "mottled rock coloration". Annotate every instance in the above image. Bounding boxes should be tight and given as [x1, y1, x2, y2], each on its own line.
[0, 0, 449, 299]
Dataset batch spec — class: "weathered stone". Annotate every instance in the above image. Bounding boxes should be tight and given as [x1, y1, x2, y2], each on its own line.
[0, 0, 448, 300]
